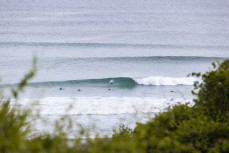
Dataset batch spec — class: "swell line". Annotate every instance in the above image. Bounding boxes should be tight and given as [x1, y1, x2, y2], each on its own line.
[50, 56, 227, 61]
[1, 41, 229, 49]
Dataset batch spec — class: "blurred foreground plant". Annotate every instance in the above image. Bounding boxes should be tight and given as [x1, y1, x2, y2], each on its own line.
[193, 60, 229, 122]
[0, 59, 36, 153]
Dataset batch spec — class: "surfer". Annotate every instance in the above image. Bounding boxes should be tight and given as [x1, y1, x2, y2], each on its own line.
[109, 79, 114, 84]
[108, 79, 114, 91]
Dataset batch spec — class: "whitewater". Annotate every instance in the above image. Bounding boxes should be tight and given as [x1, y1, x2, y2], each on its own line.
[0, 0, 229, 136]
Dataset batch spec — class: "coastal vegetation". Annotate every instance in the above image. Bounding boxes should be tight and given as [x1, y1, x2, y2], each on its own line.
[0, 60, 229, 153]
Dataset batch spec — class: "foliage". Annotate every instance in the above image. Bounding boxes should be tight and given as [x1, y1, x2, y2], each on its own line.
[0, 59, 228, 153]
[0, 100, 30, 153]
[193, 60, 229, 121]
[0, 60, 35, 153]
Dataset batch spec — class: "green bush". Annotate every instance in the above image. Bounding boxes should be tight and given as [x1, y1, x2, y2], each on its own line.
[194, 60, 229, 121]
[0, 101, 30, 153]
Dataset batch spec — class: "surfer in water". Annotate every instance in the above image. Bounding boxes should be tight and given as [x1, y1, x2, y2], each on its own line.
[109, 79, 114, 84]
[108, 79, 114, 91]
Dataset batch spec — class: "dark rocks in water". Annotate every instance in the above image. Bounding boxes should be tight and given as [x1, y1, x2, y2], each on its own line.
[108, 88, 111, 91]
[77, 89, 81, 92]
[170, 90, 175, 92]
[59, 87, 63, 90]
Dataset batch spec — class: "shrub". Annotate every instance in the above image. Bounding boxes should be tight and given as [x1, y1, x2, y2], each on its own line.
[193, 60, 229, 121]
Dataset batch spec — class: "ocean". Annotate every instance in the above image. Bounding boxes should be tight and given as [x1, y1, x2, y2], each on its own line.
[0, 0, 229, 136]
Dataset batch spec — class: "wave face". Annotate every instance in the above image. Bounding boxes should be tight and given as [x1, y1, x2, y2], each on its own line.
[26, 76, 198, 88]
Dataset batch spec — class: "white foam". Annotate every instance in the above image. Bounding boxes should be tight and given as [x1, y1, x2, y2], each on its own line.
[10, 97, 193, 137]
[11, 97, 193, 115]
[134, 76, 199, 86]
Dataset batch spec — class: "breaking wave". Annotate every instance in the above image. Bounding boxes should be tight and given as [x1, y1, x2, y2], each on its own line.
[19, 76, 200, 88]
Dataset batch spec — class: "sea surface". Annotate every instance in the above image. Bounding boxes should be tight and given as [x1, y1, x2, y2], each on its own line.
[0, 0, 229, 136]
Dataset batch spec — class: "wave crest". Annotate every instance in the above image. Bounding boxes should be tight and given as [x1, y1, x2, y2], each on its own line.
[134, 76, 198, 86]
